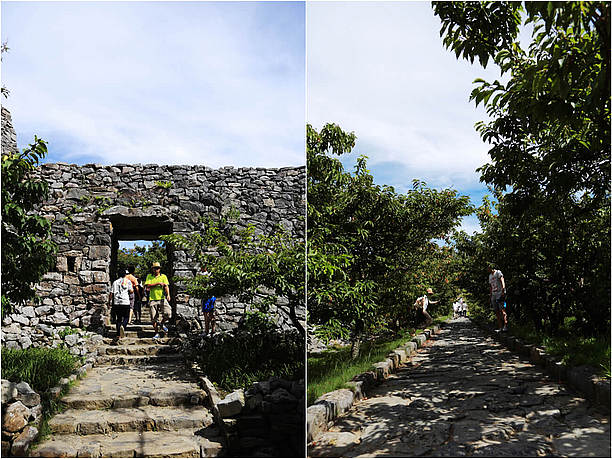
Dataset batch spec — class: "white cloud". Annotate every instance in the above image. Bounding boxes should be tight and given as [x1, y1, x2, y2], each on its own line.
[2, 1, 305, 167]
[307, 1, 503, 191]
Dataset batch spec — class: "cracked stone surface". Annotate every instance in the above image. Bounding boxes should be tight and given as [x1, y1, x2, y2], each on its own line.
[308, 318, 610, 457]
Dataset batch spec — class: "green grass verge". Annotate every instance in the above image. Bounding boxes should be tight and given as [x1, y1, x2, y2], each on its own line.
[510, 322, 611, 378]
[1, 346, 85, 451]
[307, 314, 450, 405]
[469, 306, 611, 378]
[1, 346, 81, 393]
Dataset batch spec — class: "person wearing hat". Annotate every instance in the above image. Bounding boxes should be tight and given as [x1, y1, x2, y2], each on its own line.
[144, 261, 171, 339]
[414, 287, 438, 327]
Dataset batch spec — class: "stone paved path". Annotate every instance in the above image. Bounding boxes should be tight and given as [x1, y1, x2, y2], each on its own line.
[31, 308, 225, 457]
[309, 318, 611, 457]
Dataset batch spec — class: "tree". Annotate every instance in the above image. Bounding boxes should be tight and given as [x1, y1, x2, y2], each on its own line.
[117, 241, 168, 280]
[2, 137, 57, 316]
[307, 123, 472, 356]
[435, 1, 611, 334]
[163, 216, 305, 338]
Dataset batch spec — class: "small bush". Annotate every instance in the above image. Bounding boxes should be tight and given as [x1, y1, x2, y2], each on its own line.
[185, 312, 304, 391]
[1, 347, 80, 393]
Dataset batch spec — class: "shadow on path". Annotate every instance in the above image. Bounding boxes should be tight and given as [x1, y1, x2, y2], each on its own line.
[309, 319, 610, 458]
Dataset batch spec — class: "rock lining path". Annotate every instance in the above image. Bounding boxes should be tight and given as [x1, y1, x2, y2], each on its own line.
[309, 318, 610, 457]
[31, 308, 224, 457]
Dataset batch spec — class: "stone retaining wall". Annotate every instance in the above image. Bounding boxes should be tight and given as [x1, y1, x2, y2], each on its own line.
[1, 381, 42, 457]
[193, 366, 304, 457]
[1, 106, 305, 349]
[307, 325, 442, 443]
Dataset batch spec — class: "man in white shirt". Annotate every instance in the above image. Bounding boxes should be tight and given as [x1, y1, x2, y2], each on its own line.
[488, 265, 507, 332]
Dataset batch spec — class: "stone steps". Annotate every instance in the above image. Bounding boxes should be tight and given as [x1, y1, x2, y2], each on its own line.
[100, 344, 179, 356]
[33, 322, 226, 457]
[48, 406, 215, 435]
[95, 353, 184, 366]
[102, 337, 181, 345]
[30, 428, 224, 458]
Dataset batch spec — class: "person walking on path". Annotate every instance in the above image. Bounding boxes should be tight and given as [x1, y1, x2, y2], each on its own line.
[144, 261, 172, 339]
[125, 265, 140, 324]
[488, 265, 508, 332]
[414, 288, 438, 327]
[109, 270, 133, 342]
[199, 267, 216, 336]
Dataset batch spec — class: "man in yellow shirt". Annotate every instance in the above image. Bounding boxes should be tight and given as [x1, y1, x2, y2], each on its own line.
[144, 261, 171, 339]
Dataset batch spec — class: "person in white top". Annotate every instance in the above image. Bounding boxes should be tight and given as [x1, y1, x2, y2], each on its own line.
[488, 265, 507, 332]
[460, 297, 467, 317]
[452, 300, 461, 319]
[414, 288, 438, 327]
[109, 270, 134, 341]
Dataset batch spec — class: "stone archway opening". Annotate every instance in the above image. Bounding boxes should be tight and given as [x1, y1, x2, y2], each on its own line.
[106, 209, 176, 319]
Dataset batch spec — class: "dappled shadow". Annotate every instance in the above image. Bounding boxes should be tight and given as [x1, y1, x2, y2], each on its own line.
[309, 319, 610, 457]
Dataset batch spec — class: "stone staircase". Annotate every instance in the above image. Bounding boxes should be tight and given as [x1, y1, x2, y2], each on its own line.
[31, 307, 225, 457]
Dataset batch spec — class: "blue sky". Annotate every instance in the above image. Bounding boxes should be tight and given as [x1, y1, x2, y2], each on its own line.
[307, 1, 508, 234]
[2, 1, 305, 167]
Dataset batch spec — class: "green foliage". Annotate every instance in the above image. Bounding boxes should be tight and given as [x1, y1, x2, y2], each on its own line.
[154, 180, 173, 189]
[185, 314, 304, 391]
[117, 240, 168, 280]
[93, 196, 113, 216]
[163, 214, 305, 336]
[1, 347, 79, 393]
[307, 123, 473, 343]
[1, 138, 57, 316]
[58, 327, 80, 339]
[436, 2, 610, 336]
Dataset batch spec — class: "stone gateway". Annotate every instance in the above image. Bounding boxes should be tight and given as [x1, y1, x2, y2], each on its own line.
[1, 107, 305, 349]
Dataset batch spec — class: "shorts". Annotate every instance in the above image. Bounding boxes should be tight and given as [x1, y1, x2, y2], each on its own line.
[202, 296, 216, 312]
[491, 294, 505, 312]
[150, 299, 171, 322]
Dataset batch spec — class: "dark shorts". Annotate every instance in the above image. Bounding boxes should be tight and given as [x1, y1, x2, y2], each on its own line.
[491, 294, 505, 312]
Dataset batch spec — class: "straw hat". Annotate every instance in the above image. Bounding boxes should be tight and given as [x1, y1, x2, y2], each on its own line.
[426, 288, 434, 294]
[151, 262, 161, 268]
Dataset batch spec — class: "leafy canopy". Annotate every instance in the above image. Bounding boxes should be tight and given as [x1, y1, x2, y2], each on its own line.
[307, 123, 473, 340]
[435, 1, 610, 334]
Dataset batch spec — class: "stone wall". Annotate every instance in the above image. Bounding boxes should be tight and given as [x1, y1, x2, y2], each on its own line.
[1, 107, 305, 349]
[1, 381, 42, 457]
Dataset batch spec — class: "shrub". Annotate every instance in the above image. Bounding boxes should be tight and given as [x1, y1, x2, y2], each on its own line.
[1, 347, 80, 393]
[185, 312, 304, 391]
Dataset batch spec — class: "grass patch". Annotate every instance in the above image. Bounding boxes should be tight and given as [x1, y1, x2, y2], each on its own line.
[307, 315, 449, 405]
[470, 307, 611, 378]
[1, 347, 80, 393]
[2, 347, 83, 451]
[510, 321, 610, 377]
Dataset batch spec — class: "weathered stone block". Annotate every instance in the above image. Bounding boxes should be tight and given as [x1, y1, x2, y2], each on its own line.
[217, 389, 245, 418]
[15, 382, 41, 408]
[314, 389, 354, 421]
[10, 425, 38, 457]
[3, 401, 30, 432]
[1, 380, 18, 403]
[88, 246, 111, 259]
[307, 404, 328, 442]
